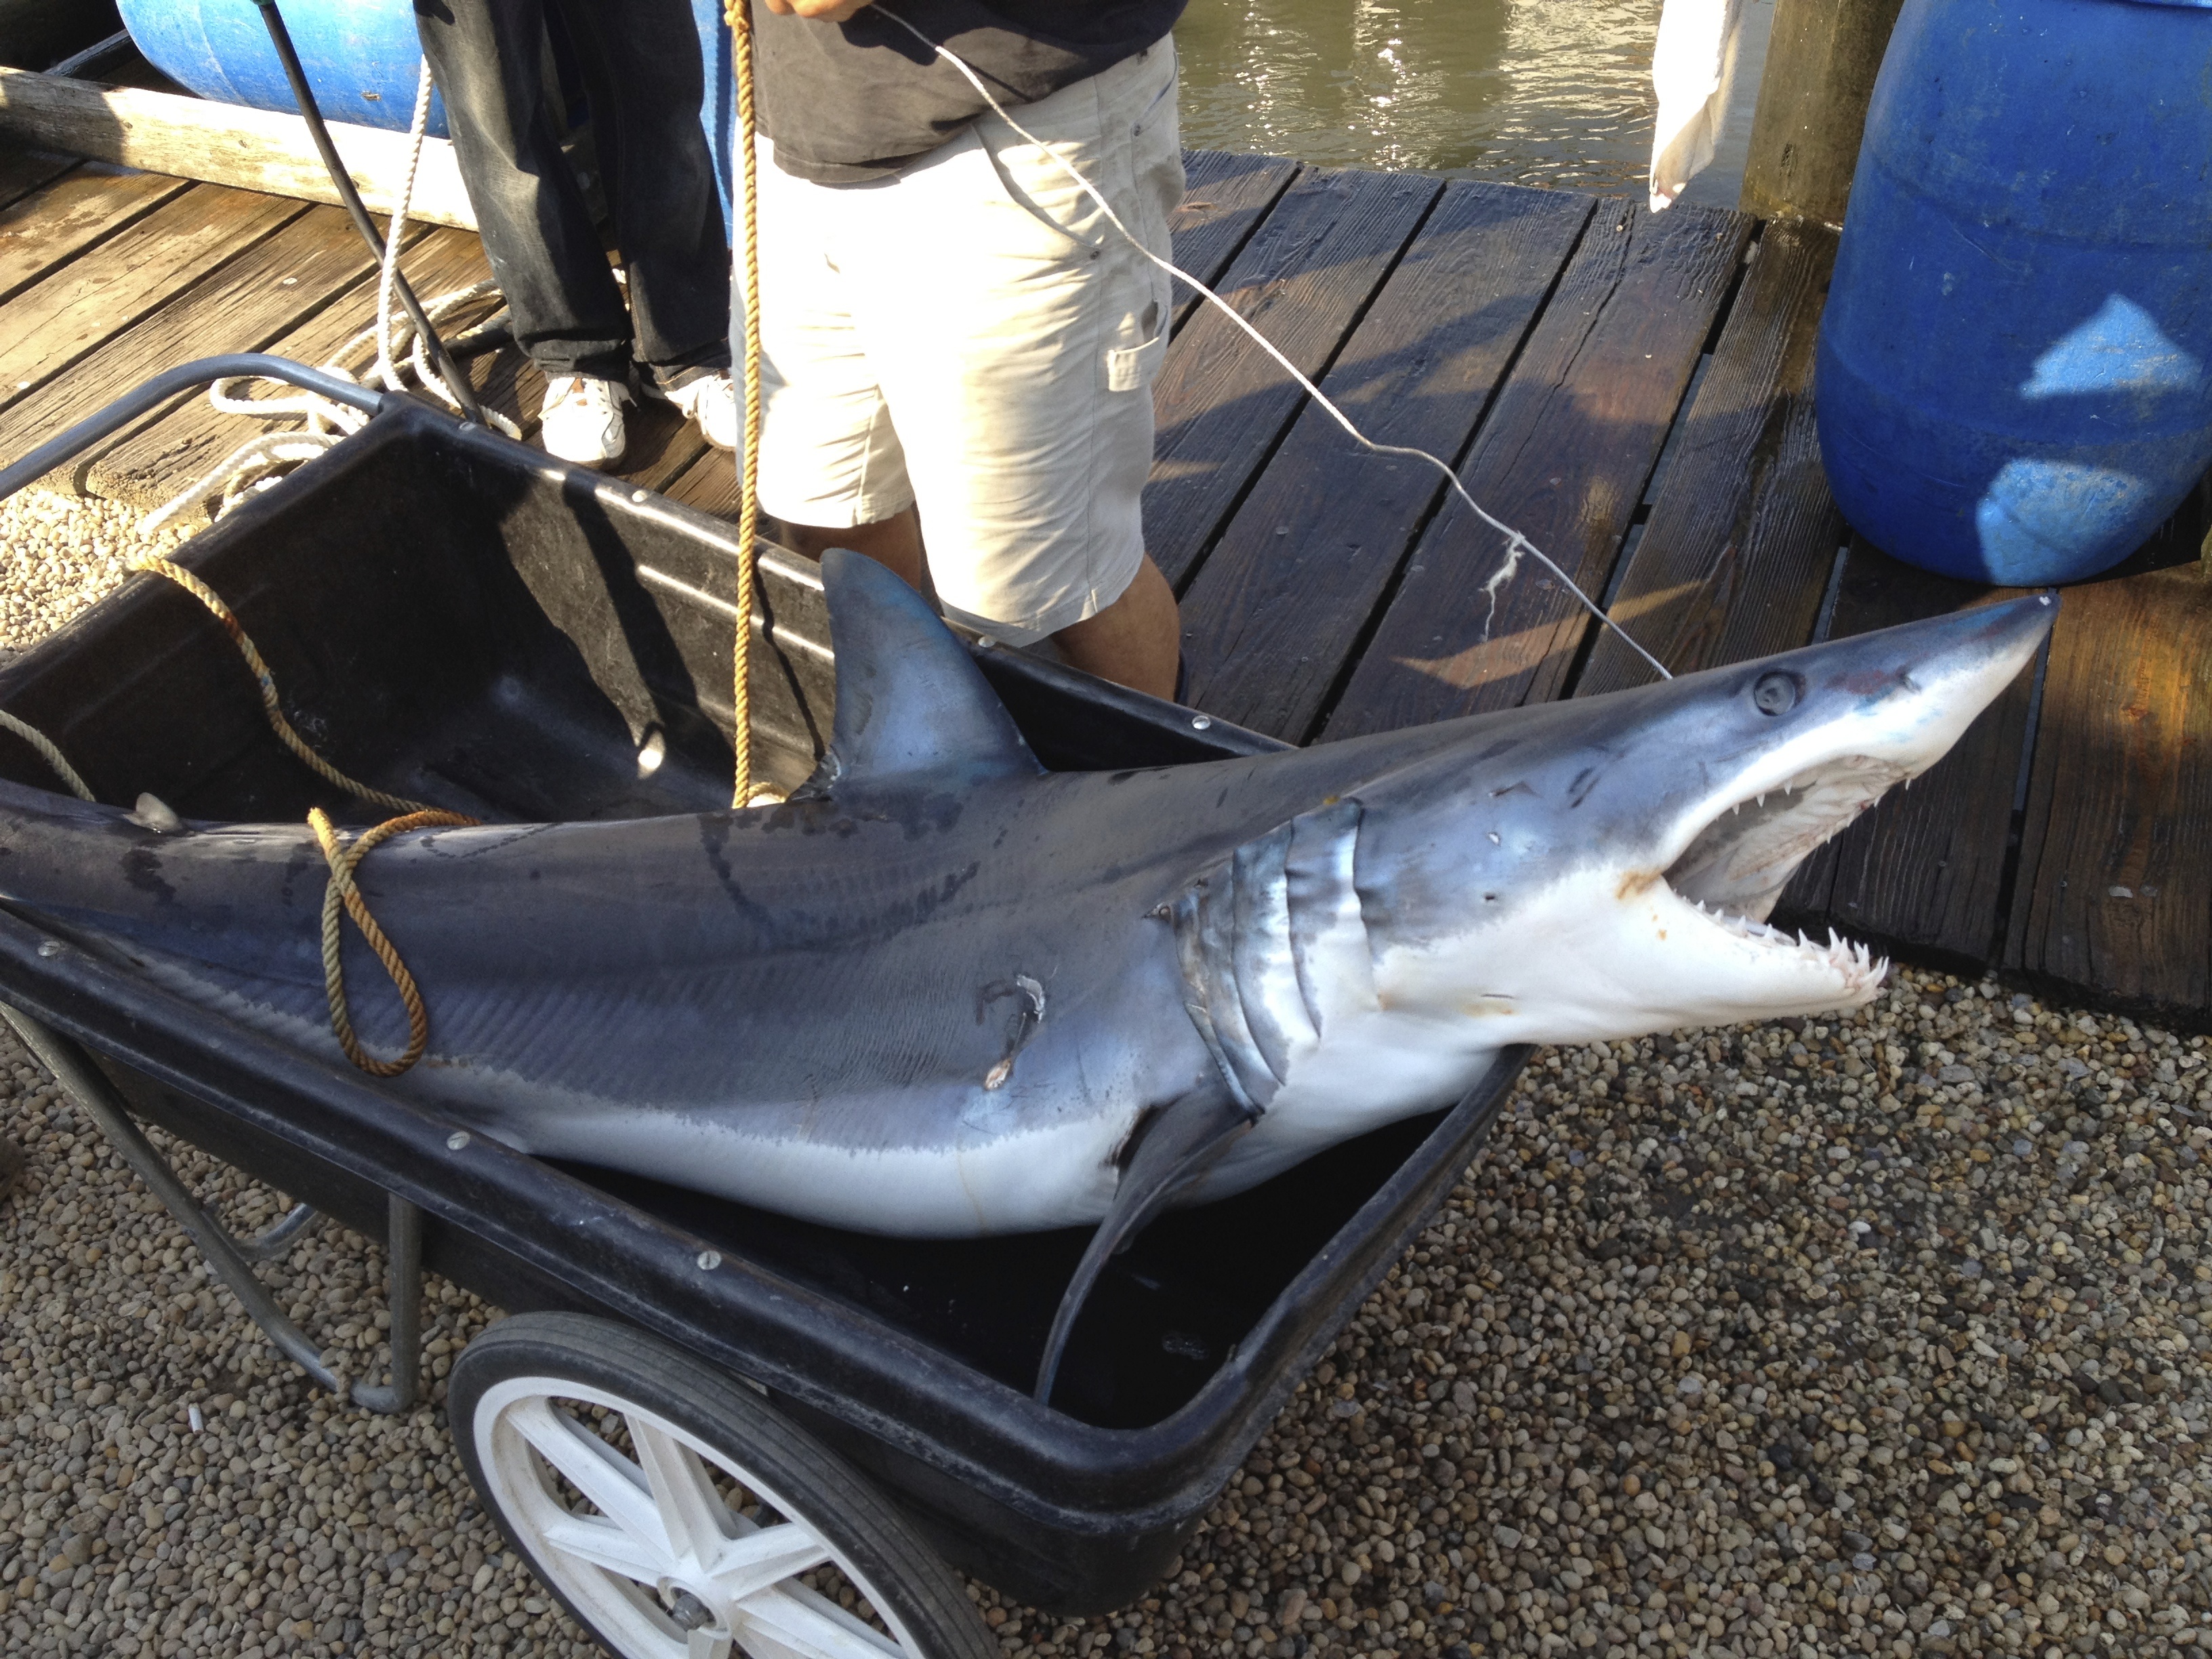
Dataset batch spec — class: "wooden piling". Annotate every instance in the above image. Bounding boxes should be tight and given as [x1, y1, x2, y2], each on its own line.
[1738, 0, 1906, 228]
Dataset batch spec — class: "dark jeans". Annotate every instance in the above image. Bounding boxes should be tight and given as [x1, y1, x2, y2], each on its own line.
[415, 0, 732, 382]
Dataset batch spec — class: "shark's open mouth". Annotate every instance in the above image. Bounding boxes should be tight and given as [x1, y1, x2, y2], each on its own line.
[1658, 756, 1906, 979]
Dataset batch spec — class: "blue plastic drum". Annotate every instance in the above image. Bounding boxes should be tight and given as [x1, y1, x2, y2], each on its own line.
[119, 0, 448, 138]
[1815, 0, 2212, 584]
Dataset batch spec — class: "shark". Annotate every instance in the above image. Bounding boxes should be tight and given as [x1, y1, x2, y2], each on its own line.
[0, 552, 2053, 1395]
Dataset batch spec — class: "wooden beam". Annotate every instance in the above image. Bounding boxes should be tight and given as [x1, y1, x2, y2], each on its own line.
[0, 65, 478, 230]
[1738, 0, 1904, 228]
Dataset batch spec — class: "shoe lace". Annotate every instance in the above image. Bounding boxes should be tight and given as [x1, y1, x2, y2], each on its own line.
[549, 375, 621, 411]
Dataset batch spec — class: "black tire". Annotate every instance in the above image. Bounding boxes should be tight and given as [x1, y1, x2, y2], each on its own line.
[449, 1311, 996, 1659]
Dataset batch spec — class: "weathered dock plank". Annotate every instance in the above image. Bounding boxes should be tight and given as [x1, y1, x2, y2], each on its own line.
[1322, 201, 1753, 739]
[609, 407, 712, 499]
[0, 142, 75, 215]
[1574, 218, 1845, 697]
[1176, 180, 1594, 740]
[0, 207, 403, 487]
[1166, 150, 1300, 330]
[2005, 559, 2212, 1022]
[0, 162, 187, 304]
[81, 224, 488, 509]
[0, 184, 304, 417]
[1144, 166, 1441, 588]
[664, 441, 739, 522]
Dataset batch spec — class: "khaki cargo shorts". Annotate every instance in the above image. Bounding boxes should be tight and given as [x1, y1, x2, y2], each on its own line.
[752, 42, 1183, 643]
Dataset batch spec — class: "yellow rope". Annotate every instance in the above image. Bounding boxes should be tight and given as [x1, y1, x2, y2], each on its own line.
[129, 554, 439, 816]
[308, 806, 478, 1076]
[0, 709, 94, 802]
[122, 554, 480, 1078]
[726, 0, 763, 806]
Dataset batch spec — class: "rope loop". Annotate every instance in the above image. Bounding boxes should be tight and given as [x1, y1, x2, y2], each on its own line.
[309, 807, 478, 1076]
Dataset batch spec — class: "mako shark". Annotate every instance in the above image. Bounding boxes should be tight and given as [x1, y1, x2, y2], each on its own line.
[0, 552, 2051, 1394]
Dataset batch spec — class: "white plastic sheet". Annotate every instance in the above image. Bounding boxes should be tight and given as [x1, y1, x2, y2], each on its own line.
[1649, 0, 1747, 211]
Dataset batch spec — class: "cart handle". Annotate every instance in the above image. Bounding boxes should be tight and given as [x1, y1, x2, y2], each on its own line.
[0, 355, 392, 504]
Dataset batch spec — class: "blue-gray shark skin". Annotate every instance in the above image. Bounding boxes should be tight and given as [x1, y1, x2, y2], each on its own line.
[0, 554, 2053, 1244]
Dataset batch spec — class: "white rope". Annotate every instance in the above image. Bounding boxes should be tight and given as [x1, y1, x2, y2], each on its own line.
[375, 57, 436, 394]
[874, 5, 1674, 682]
[138, 430, 348, 536]
[137, 55, 519, 537]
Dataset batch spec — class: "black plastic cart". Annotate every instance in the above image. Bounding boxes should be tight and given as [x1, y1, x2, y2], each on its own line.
[0, 361, 1525, 1658]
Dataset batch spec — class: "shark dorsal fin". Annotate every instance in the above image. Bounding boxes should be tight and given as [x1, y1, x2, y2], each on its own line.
[812, 546, 1042, 794]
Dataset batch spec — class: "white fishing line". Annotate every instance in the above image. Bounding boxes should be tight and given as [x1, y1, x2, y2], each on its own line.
[872, 5, 1673, 682]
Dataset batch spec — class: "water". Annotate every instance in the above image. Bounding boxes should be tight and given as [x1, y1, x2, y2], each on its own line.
[1174, 0, 1774, 206]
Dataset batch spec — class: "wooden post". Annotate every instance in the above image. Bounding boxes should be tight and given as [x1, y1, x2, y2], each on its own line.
[1738, 0, 1906, 228]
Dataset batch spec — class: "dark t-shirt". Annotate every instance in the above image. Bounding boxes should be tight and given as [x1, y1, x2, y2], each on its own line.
[752, 1, 1187, 184]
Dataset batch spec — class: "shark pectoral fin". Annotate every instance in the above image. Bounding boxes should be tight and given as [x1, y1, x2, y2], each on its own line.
[808, 548, 1044, 794]
[1035, 1088, 1256, 1406]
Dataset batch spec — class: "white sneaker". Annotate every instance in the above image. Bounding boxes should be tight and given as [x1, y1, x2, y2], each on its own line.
[647, 368, 739, 451]
[539, 374, 632, 466]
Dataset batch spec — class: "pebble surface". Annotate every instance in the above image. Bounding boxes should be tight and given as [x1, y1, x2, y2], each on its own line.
[0, 493, 186, 654]
[1, 496, 2209, 1658]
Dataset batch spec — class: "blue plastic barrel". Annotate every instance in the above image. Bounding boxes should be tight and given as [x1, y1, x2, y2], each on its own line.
[119, 0, 448, 138]
[1815, 0, 2212, 585]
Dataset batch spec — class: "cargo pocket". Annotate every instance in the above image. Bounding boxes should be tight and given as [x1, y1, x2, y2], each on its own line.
[1105, 292, 1168, 392]
[1107, 329, 1166, 392]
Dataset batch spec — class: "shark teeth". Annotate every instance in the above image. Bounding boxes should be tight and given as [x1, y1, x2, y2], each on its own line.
[1683, 900, 1886, 985]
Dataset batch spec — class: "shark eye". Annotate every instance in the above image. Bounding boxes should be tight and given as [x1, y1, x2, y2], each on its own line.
[1751, 672, 1801, 716]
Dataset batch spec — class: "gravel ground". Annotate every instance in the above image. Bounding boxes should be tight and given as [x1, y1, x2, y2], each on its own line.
[1, 492, 2209, 1659]
[0, 493, 187, 654]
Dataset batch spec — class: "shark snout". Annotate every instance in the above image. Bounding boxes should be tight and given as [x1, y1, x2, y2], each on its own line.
[1805, 593, 2053, 733]
[1655, 593, 2054, 915]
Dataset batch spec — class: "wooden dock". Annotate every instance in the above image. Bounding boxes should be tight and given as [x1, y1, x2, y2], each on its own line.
[0, 141, 2207, 1030]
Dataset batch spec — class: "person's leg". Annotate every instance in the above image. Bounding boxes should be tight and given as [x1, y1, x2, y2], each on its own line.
[1051, 554, 1179, 696]
[749, 138, 922, 573]
[550, 0, 731, 380]
[832, 44, 1185, 696]
[777, 508, 926, 589]
[413, 0, 631, 380]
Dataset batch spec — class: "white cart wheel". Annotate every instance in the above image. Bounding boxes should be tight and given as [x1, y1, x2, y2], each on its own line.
[449, 1313, 996, 1659]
